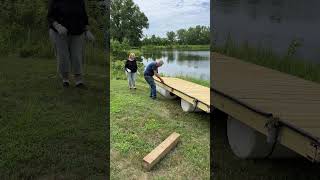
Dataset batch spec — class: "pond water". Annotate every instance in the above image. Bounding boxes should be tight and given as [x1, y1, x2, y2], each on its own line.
[141, 50, 210, 81]
[212, 0, 320, 63]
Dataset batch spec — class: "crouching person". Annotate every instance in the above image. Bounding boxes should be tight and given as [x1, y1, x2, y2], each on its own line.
[144, 59, 164, 99]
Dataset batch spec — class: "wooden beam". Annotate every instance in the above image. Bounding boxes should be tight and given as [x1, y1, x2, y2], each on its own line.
[143, 132, 181, 171]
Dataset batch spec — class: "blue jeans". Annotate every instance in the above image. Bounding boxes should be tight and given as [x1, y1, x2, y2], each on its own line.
[144, 76, 156, 98]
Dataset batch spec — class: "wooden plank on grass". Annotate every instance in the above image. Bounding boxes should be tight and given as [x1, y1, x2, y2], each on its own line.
[143, 132, 180, 171]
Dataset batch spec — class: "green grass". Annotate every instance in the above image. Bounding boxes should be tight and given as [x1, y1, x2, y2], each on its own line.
[142, 45, 210, 51]
[212, 113, 320, 180]
[170, 75, 209, 87]
[0, 56, 108, 179]
[214, 40, 320, 83]
[110, 80, 210, 179]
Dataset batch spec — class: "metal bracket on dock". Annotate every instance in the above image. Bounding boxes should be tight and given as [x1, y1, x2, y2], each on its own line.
[310, 142, 320, 163]
[263, 117, 281, 158]
[192, 99, 199, 111]
[265, 117, 281, 144]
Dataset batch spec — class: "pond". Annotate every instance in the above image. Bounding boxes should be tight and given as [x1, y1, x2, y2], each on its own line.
[141, 50, 210, 81]
[212, 0, 320, 62]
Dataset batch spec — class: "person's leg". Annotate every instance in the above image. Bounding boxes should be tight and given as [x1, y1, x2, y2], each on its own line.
[144, 76, 153, 97]
[70, 34, 85, 86]
[132, 72, 137, 88]
[149, 78, 157, 98]
[54, 31, 71, 86]
[49, 29, 57, 58]
[128, 72, 133, 88]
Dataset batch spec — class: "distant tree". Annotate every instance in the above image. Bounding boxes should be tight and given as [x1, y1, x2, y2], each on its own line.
[177, 26, 209, 45]
[166, 31, 176, 44]
[110, 0, 149, 46]
[141, 25, 209, 46]
[177, 29, 187, 44]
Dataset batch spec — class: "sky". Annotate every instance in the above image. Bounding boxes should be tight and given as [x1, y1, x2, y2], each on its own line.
[133, 0, 210, 37]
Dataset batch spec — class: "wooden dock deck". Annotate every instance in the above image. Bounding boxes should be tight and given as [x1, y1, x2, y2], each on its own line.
[154, 77, 210, 113]
[212, 52, 320, 162]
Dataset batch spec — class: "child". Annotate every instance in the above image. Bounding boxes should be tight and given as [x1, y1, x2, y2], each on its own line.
[125, 53, 138, 89]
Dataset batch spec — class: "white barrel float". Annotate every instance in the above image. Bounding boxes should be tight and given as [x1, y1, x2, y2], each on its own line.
[227, 116, 298, 159]
[156, 85, 177, 99]
[180, 99, 202, 112]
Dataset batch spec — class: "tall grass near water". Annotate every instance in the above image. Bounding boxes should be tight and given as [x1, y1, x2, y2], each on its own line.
[213, 35, 320, 83]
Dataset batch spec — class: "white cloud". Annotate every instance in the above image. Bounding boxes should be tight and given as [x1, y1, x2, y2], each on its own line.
[133, 0, 210, 37]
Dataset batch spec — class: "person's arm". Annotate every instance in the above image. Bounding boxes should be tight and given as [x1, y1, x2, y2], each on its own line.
[82, 0, 95, 41]
[47, 0, 68, 35]
[154, 70, 164, 83]
[47, 0, 56, 26]
[124, 61, 128, 72]
[135, 61, 140, 74]
[134, 60, 138, 70]
[125, 61, 131, 72]
[82, 0, 89, 27]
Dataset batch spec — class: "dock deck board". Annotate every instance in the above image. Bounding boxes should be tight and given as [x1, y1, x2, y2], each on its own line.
[154, 77, 210, 111]
[212, 52, 320, 161]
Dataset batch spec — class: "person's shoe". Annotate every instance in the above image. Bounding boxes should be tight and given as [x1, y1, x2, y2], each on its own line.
[151, 96, 157, 100]
[133, 86, 136, 89]
[62, 80, 70, 87]
[75, 82, 88, 89]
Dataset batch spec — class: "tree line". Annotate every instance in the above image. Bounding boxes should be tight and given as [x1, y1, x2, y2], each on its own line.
[141, 26, 210, 46]
[110, 0, 209, 47]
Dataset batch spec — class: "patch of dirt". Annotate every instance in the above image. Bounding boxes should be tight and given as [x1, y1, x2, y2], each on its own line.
[111, 149, 150, 180]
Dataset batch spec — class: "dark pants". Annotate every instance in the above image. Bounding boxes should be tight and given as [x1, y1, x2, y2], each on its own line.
[144, 76, 157, 98]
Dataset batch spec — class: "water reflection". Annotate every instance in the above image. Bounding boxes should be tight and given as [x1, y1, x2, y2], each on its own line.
[142, 50, 210, 80]
[213, 0, 320, 62]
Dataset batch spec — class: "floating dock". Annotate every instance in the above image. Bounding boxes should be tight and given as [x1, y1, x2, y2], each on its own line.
[154, 77, 210, 113]
[212, 52, 320, 162]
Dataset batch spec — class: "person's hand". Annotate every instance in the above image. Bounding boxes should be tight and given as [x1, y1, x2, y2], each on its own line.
[85, 30, 95, 41]
[53, 22, 68, 36]
[160, 78, 164, 83]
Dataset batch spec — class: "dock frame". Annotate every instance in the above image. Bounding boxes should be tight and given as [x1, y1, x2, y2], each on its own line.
[213, 88, 320, 162]
[212, 53, 320, 162]
[154, 78, 210, 113]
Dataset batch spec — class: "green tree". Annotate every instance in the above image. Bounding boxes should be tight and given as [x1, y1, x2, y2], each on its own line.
[110, 0, 149, 46]
[166, 31, 176, 44]
[177, 29, 187, 44]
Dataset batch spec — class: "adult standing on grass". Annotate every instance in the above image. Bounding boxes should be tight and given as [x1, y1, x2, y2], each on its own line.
[125, 53, 138, 89]
[144, 59, 164, 99]
[47, 0, 95, 88]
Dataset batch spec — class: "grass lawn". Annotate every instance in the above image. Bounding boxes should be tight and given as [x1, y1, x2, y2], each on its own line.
[110, 80, 210, 179]
[212, 112, 320, 180]
[0, 57, 108, 179]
